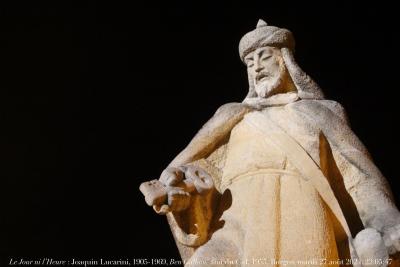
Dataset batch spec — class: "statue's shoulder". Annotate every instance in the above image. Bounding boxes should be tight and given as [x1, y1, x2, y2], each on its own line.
[215, 102, 251, 117]
[290, 99, 349, 123]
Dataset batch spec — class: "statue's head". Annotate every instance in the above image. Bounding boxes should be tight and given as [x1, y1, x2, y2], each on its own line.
[244, 46, 294, 98]
[239, 20, 324, 102]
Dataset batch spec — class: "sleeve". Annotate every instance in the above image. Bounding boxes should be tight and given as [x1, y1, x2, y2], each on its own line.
[320, 101, 400, 233]
[163, 104, 243, 261]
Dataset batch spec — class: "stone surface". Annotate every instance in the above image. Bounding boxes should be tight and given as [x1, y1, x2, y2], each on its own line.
[139, 19, 400, 266]
[354, 228, 389, 267]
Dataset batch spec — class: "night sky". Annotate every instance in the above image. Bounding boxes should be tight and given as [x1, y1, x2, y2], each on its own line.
[1, 1, 399, 265]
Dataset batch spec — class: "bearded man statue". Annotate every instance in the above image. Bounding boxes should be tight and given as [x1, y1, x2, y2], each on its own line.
[140, 20, 400, 267]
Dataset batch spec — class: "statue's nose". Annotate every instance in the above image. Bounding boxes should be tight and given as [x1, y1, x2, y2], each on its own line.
[254, 60, 264, 73]
[255, 65, 264, 73]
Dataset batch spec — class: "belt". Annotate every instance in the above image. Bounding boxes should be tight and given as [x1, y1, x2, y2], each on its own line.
[220, 168, 301, 191]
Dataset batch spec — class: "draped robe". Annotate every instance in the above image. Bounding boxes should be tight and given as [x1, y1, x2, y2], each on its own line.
[168, 99, 399, 267]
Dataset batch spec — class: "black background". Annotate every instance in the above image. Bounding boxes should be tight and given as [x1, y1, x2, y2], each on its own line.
[1, 0, 399, 265]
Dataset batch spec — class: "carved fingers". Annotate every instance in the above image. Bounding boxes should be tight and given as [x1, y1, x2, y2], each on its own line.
[159, 167, 185, 186]
[153, 187, 191, 215]
[383, 224, 400, 255]
[166, 187, 191, 212]
[159, 165, 214, 195]
[183, 165, 214, 194]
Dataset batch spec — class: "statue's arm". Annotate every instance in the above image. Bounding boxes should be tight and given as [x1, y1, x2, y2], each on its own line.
[320, 101, 400, 253]
[152, 103, 251, 255]
[141, 102, 250, 212]
[167, 102, 251, 168]
[329, 133, 400, 226]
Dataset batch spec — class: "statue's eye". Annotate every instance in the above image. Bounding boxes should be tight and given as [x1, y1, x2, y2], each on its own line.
[261, 55, 272, 61]
[245, 58, 254, 68]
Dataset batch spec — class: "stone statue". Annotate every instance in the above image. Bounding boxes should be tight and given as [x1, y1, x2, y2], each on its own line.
[140, 20, 400, 266]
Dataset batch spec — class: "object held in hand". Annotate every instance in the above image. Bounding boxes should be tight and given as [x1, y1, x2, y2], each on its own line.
[139, 165, 214, 214]
[139, 179, 167, 206]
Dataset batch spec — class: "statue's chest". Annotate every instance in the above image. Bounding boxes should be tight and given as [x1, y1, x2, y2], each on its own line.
[242, 107, 321, 161]
[222, 111, 293, 179]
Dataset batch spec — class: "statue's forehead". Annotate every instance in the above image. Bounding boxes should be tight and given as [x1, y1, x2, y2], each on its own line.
[245, 46, 279, 59]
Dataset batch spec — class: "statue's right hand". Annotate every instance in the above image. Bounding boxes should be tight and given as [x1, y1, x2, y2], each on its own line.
[148, 167, 190, 215]
[153, 187, 191, 215]
[159, 166, 185, 186]
[142, 165, 214, 215]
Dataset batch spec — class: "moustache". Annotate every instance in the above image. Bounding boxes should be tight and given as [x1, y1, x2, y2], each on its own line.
[256, 72, 272, 82]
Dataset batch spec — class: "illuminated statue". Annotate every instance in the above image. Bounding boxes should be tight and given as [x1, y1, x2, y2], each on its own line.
[140, 20, 400, 267]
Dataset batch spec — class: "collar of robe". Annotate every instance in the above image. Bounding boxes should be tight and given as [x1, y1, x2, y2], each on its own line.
[242, 92, 299, 109]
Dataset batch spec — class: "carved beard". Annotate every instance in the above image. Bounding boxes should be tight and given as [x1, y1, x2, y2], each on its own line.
[253, 58, 288, 98]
